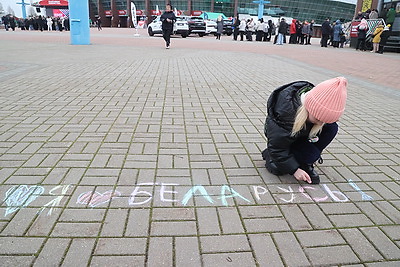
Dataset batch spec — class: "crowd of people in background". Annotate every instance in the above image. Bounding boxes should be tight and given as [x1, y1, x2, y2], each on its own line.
[1, 14, 70, 32]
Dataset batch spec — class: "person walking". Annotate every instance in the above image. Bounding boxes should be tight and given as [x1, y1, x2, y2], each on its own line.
[97, 16, 102, 31]
[160, 3, 176, 48]
[216, 15, 223, 40]
[262, 77, 347, 184]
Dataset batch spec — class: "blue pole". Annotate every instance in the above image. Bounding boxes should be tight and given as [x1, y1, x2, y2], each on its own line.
[16, 0, 29, 19]
[69, 0, 90, 45]
[253, 0, 270, 20]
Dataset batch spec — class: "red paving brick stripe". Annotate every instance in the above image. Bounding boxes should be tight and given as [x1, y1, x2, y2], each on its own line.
[1, 28, 399, 89]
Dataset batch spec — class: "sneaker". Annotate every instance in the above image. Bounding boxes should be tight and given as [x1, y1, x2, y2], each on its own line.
[166, 45, 170, 49]
[300, 164, 320, 184]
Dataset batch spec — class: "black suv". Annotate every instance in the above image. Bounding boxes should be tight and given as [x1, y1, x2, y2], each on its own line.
[186, 16, 206, 37]
[223, 19, 233, 36]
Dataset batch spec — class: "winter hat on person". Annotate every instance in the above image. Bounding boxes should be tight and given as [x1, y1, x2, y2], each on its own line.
[304, 77, 347, 123]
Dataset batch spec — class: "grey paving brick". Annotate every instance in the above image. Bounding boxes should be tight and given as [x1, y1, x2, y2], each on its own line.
[239, 205, 282, 218]
[0, 256, 35, 266]
[0, 237, 45, 254]
[94, 237, 147, 255]
[296, 229, 346, 247]
[361, 227, 400, 260]
[59, 208, 106, 222]
[218, 207, 244, 234]
[355, 202, 394, 225]
[249, 233, 284, 266]
[175, 236, 202, 267]
[330, 214, 375, 227]
[1, 208, 38, 236]
[340, 228, 384, 262]
[197, 207, 221, 235]
[200, 235, 251, 253]
[125, 208, 150, 237]
[90, 256, 146, 266]
[280, 204, 312, 231]
[151, 221, 197, 236]
[373, 201, 400, 224]
[273, 232, 310, 266]
[244, 217, 291, 233]
[147, 237, 173, 267]
[306, 245, 359, 266]
[100, 209, 128, 237]
[51, 222, 101, 237]
[62, 238, 96, 266]
[152, 207, 195, 221]
[202, 252, 255, 266]
[34, 238, 70, 266]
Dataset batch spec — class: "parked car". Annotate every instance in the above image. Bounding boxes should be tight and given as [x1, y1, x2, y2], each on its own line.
[147, 16, 189, 38]
[223, 19, 233, 36]
[185, 16, 207, 37]
[205, 20, 217, 35]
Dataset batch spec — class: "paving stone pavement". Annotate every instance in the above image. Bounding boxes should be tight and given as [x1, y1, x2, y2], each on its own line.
[0, 28, 400, 266]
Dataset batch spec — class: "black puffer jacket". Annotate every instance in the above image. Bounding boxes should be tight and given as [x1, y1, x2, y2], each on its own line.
[264, 81, 314, 175]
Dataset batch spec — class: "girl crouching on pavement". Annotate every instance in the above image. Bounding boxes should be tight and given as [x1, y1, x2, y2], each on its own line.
[262, 77, 347, 184]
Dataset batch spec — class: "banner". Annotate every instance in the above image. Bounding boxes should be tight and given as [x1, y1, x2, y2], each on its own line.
[361, 0, 372, 12]
[131, 1, 137, 28]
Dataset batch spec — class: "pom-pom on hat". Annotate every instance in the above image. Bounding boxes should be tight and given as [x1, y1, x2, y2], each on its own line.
[304, 77, 347, 123]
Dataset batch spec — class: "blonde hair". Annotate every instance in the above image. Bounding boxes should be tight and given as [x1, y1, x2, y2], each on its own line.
[291, 105, 325, 138]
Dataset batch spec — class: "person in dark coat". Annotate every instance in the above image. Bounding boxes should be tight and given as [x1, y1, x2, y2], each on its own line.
[160, 3, 176, 48]
[2, 15, 10, 31]
[233, 16, 240, 41]
[262, 77, 347, 184]
[216, 15, 223, 40]
[276, 18, 288, 45]
[321, 18, 331, 47]
[356, 18, 368, 51]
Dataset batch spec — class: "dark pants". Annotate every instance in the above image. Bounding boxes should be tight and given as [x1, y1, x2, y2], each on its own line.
[291, 123, 338, 165]
[239, 31, 245, 41]
[356, 38, 366, 50]
[163, 28, 172, 46]
[233, 29, 239, 40]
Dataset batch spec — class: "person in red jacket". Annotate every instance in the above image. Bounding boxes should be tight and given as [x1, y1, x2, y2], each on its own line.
[289, 19, 297, 44]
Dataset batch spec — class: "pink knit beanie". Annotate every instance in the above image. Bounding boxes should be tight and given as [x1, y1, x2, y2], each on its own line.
[304, 77, 347, 123]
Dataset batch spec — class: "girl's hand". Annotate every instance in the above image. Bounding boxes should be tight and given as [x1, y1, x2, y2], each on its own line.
[294, 168, 311, 184]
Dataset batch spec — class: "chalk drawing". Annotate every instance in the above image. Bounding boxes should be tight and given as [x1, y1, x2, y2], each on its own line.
[77, 190, 121, 207]
[348, 179, 374, 201]
[38, 185, 71, 216]
[299, 186, 329, 202]
[253, 185, 268, 200]
[218, 185, 251, 206]
[2, 181, 373, 217]
[322, 184, 349, 202]
[277, 186, 296, 203]
[4, 185, 45, 216]
[129, 182, 158, 206]
[181, 185, 214, 206]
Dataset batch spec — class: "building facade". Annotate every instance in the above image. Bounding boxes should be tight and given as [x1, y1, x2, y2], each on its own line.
[89, 0, 357, 27]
